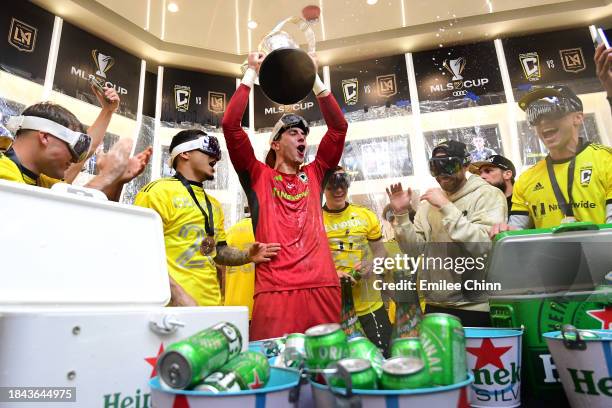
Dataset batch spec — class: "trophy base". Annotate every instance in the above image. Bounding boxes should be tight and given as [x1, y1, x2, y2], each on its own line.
[259, 47, 316, 105]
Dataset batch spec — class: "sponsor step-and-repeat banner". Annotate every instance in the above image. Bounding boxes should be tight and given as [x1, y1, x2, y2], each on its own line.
[503, 27, 602, 99]
[254, 79, 322, 130]
[413, 41, 505, 112]
[329, 54, 411, 122]
[161, 68, 245, 128]
[54, 21, 141, 119]
[0, 1, 55, 85]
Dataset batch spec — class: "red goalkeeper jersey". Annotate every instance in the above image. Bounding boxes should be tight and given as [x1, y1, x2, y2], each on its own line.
[222, 84, 348, 295]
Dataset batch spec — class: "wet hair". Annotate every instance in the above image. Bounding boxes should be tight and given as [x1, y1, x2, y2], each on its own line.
[17, 102, 84, 136]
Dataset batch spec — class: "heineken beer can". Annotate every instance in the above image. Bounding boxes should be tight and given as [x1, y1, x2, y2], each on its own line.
[391, 337, 427, 360]
[347, 336, 384, 377]
[419, 313, 467, 385]
[196, 351, 270, 392]
[305, 323, 348, 382]
[380, 356, 433, 389]
[279, 333, 306, 368]
[329, 358, 378, 390]
[157, 322, 243, 389]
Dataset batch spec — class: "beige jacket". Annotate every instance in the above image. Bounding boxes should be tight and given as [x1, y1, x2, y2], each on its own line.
[393, 175, 507, 310]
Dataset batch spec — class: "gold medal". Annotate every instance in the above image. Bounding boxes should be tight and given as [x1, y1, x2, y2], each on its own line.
[200, 236, 215, 255]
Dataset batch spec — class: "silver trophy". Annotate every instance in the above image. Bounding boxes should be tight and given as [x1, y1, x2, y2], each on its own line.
[443, 57, 466, 81]
[252, 17, 317, 105]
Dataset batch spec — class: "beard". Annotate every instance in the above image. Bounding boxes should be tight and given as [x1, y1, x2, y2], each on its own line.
[492, 180, 505, 193]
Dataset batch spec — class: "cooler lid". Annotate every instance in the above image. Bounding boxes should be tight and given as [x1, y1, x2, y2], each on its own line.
[488, 222, 612, 296]
[0, 180, 171, 306]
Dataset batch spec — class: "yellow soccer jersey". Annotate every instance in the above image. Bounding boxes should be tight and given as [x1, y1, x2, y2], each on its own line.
[0, 150, 61, 188]
[134, 177, 227, 306]
[224, 217, 255, 319]
[323, 203, 383, 316]
[512, 142, 612, 229]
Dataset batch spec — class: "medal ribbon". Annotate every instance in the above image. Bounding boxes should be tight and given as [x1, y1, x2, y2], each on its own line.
[174, 172, 215, 237]
[545, 155, 576, 218]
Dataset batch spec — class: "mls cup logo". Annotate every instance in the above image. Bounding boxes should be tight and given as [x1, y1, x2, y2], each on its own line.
[443, 57, 466, 81]
[91, 50, 115, 78]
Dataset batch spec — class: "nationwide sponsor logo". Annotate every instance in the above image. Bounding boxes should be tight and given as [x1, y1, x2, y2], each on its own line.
[519, 52, 541, 81]
[580, 167, 592, 186]
[208, 91, 226, 113]
[559, 48, 586, 73]
[342, 78, 359, 105]
[8, 18, 37, 52]
[175, 85, 191, 112]
[430, 57, 489, 97]
[376, 74, 397, 97]
[92, 49, 115, 78]
[264, 101, 314, 115]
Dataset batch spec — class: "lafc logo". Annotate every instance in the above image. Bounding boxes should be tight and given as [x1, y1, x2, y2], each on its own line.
[519, 52, 541, 81]
[175, 85, 191, 112]
[559, 48, 586, 73]
[342, 78, 359, 105]
[376, 74, 397, 97]
[580, 168, 592, 186]
[208, 91, 226, 113]
[8, 18, 37, 52]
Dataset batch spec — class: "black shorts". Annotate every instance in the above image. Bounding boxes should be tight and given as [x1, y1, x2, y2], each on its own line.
[357, 305, 393, 357]
[424, 304, 491, 327]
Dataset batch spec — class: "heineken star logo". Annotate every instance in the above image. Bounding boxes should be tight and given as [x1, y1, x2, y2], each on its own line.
[466, 338, 512, 370]
[144, 343, 165, 378]
[172, 395, 190, 408]
[248, 369, 264, 389]
[587, 305, 612, 329]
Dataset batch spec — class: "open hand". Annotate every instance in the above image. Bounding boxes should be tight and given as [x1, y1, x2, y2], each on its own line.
[489, 223, 518, 239]
[249, 242, 281, 263]
[421, 188, 450, 209]
[118, 146, 152, 184]
[386, 183, 413, 215]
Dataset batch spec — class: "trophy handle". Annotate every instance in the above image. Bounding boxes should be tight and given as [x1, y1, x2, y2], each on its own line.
[268, 16, 316, 53]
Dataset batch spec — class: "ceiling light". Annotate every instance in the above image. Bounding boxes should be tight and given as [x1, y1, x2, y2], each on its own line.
[248, 20, 258, 29]
[367, 0, 378, 5]
[167, 3, 178, 13]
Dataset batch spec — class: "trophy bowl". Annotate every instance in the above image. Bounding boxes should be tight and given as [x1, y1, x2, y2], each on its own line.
[257, 17, 317, 105]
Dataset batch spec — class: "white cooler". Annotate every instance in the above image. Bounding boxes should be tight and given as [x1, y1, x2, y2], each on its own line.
[0, 180, 249, 407]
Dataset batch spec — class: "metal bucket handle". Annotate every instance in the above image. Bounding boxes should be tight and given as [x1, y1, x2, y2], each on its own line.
[288, 359, 307, 405]
[561, 324, 587, 350]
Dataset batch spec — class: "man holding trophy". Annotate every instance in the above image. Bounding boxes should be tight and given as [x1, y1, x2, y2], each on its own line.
[222, 47, 348, 339]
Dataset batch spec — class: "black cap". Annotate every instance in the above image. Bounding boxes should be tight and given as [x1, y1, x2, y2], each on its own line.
[518, 85, 583, 112]
[469, 154, 516, 177]
[432, 140, 470, 160]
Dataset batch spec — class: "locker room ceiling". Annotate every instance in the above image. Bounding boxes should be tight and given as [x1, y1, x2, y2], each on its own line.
[33, 0, 612, 76]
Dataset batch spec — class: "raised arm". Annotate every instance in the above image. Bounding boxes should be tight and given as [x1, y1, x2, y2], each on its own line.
[221, 54, 262, 172]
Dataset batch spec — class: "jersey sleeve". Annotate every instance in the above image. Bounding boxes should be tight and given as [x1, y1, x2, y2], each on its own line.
[134, 185, 171, 227]
[364, 208, 383, 241]
[510, 175, 530, 216]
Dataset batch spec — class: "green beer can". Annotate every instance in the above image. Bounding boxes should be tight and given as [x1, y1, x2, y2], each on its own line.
[390, 337, 426, 359]
[329, 358, 378, 390]
[380, 357, 432, 389]
[419, 313, 466, 385]
[196, 351, 270, 392]
[305, 323, 348, 380]
[157, 321, 243, 389]
[280, 333, 306, 368]
[347, 336, 384, 377]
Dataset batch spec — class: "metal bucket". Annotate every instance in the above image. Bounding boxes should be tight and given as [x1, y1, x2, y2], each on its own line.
[310, 373, 473, 407]
[149, 367, 301, 407]
[465, 327, 523, 407]
[544, 326, 612, 408]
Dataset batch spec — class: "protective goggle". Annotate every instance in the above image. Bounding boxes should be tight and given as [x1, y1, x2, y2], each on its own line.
[270, 114, 309, 143]
[326, 172, 351, 190]
[429, 156, 464, 177]
[0, 123, 13, 151]
[169, 134, 222, 167]
[525, 97, 575, 126]
[6, 115, 91, 162]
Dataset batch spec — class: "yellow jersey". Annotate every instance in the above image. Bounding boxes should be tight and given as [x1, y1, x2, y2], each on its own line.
[323, 203, 383, 316]
[224, 217, 255, 318]
[512, 142, 612, 229]
[0, 149, 61, 188]
[134, 177, 227, 306]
